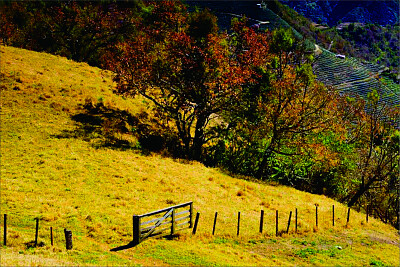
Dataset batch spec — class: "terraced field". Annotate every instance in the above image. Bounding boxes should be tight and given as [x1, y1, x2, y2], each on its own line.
[381, 76, 400, 95]
[313, 49, 400, 109]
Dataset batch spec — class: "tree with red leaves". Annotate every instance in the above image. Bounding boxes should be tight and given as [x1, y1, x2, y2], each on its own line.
[106, 4, 269, 160]
[0, 1, 142, 66]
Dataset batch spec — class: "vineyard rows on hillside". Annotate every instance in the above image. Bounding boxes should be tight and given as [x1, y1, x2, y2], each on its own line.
[313, 49, 400, 108]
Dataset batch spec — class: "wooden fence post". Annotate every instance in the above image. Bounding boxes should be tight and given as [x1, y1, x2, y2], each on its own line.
[192, 212, 200, 235]
[50, 227, 53, 246]
[35, 218, 39, 247]
[295, 208, 298, 233]
[276, 210, 279, 237]
[237, 212, 241, 236]
[133, 215, 141, 245]
[286, 211, 292, 234]
[64, 229, 72, 250]
[189, 202, 193, 228]
[332, 205, 335, 227]
[259, 210, 264, 234]
[3, 214, 7, 246]
[347, 208, 350, 226]
[366, 205, 369, 223]
[315, 205, 318, 228]
[171, 208, 176, 236]
[212, 212, 218, 235]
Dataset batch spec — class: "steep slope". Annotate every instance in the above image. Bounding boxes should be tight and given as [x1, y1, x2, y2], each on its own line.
[280, 0, 399, 26]
[186, 1, 399, 108]
[313, 48, 400, 108]
[187, 1, 302, 37]
[1, 46, 399, 266]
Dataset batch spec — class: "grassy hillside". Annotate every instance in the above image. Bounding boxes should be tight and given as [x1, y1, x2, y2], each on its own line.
[1, 45, 399, 266]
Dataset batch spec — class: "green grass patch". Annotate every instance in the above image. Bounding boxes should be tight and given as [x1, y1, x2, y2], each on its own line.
[295, 247, 319, 258]
[145, 244, 212, 266]
[369, 258, 388, 266]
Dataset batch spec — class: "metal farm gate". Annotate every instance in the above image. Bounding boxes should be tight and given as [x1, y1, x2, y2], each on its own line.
[132, 202, 193, 245]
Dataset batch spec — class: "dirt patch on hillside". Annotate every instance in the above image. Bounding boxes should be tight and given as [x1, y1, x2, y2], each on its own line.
[366, 232, 399, 246]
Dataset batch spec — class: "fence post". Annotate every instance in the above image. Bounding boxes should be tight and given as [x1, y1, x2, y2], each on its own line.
[171, 208, 176, 236]
[3, 214, 7, 246]
[192, 212, 200, 235]
[332, 205, 335, 227]
[212, 212, 218, 235]
[286, 211, 292, 234]
[35, 218, 39, 247]
[366, 205, 369, 223]
[237, 212, 241, 236]
[189, 202, 193, 228]
[50, 227, 53, 246]
[295, 208, 298, 233]
[315, 205, 318, 228]
[276, 210, 279, 237]
[259, 210, 264, 234]
[133, 215, 141, 245]
[64, 229, 72, 250]
[346, 208, 350, 226]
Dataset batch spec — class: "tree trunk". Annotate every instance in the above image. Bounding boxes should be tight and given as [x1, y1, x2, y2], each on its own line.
[348, 178, 375, 207]
[191, 114, 207, 161]
[255, 147, 273, 179]
[174, 114, 191, 159]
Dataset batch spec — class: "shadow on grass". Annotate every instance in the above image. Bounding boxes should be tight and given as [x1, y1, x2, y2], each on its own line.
[25, 241, 46, 249]
[53, 99, 165, 152]
[110, 234, 180, 251]
[110, 241, 138, 251]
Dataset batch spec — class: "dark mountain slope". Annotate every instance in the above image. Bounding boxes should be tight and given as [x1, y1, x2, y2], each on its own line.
[186, 0, 300, 36]
[280, 0, 399, 26]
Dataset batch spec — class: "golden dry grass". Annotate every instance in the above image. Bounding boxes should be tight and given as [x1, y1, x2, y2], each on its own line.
[1, 45, 399, 266]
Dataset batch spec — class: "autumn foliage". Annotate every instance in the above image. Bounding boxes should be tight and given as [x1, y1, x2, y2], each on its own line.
[0, 1, 142, 66]
[1, 0, 398, 227]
